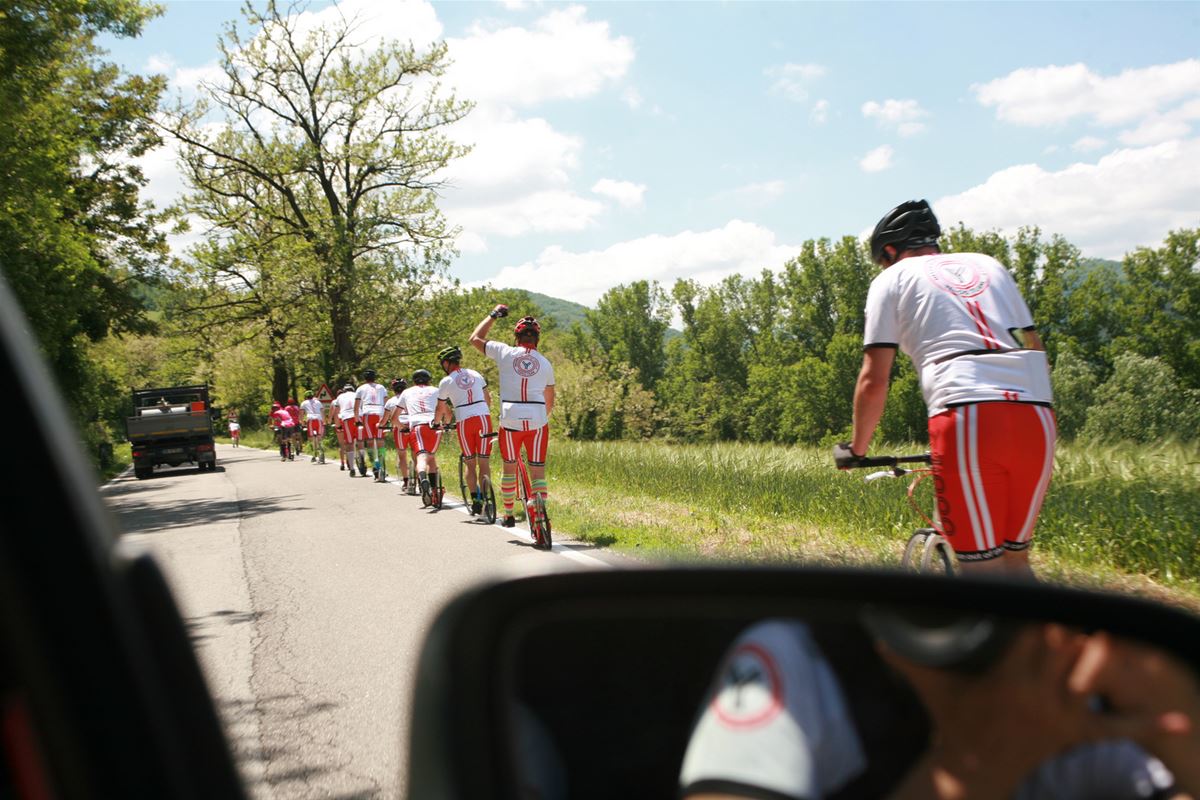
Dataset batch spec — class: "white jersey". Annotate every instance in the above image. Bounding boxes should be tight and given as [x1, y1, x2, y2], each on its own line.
[484, 341, 555, 430]
[679, 620, 866, 799]
[398, 385, 439, 426]
[682, 621, 1176, 800]
[334, 390, 357, 420]
[384, 394, 408, 427]
[437, 368, 490, 421]
[300, 398, 323, 422]
[863, 252, 1053, 416]
[355, 382, 387, 416]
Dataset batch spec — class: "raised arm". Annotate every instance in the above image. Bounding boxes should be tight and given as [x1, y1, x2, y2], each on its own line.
[470, 304, 508, 355]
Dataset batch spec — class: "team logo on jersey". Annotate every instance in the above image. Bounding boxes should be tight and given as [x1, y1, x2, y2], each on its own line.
[513, 355, 540, 378]
[454, 370, 475, 390]
[926, 258, 989, 299]
[711, 643, 783, 729]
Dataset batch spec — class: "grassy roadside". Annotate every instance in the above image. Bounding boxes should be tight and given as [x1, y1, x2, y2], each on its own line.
[544, 439, 1200, 610]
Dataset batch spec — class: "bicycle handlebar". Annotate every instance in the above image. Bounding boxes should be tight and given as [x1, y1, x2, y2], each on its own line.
[845, 453, 932, 469]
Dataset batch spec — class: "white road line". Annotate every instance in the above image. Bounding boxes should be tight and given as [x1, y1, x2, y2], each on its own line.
[99, 464, 134, 490]
[379, 474, 612, 569]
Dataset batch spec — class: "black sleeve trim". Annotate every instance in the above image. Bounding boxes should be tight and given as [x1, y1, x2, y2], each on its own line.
[680, 779, 808, 800]
[1021, 325, 1038, 332]
[863, 342, 899, 352]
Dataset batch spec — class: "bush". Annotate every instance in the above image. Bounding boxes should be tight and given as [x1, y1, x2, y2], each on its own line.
[1050, 349, 1098, 439]
[1082, 353, 1200, 443]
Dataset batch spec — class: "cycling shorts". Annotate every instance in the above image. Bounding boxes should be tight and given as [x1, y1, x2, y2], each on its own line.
[928, 402, 1056, 562]
[457, 415, 494, 458]
[228, 424, 240, 437]
[392, 427, 408, 452]
[307, 419, 324, 438]
[410, 424, 442, 455]
[499, 425, 548, 467]
[361, 413, 383, 439]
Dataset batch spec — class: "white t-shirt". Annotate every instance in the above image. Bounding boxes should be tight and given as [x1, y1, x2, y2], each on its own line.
[437, 368, 490, 421]
[334, 391, 357, 420]
[484, 341, 555, 430]
[398, 385, 439, 426]
[384, 394, 408, 427]
[355, 382, 387, 416]
[300, 398, 324, 422]
[863, 252, 1053, 416]
[679, 620, 866, 799]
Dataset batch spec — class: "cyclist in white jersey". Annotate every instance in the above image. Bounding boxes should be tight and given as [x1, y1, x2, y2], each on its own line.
[836, 200, 1055, 577]
[398, 369, 442, 501]
[381, 377, 411, 492]
[300, 392, 325, 464]
[681, 617, 1195, 800]
[355, 368, 389, 482]
[470, 305, 555, 532]
[332, 383, 360, 478]
[433, 345, 494, 516]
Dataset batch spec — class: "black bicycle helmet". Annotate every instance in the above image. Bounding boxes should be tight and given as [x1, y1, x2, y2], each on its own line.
[437, 345, 462, 364]
[363, 368, 377, 381]
[390, 377, 407, 392]
[412, 369, 432, 385]
[342, 383, 354, 393]
[869, 199, 942, 265]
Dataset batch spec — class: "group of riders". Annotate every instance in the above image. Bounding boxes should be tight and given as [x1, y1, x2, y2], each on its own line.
[257, 305, 556, 539]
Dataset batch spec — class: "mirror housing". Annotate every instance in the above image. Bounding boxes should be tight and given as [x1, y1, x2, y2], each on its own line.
[406, 568, 1200, 800]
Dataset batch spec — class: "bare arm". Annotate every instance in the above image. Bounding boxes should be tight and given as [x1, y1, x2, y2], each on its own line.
[850, 347, 896, 456]
[434, 398, 452, 426]
[470, 314, 495, 355]
[544, 385, 555, 417]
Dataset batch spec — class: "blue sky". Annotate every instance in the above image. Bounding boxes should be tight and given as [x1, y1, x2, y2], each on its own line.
[106, 1, 1200, 305]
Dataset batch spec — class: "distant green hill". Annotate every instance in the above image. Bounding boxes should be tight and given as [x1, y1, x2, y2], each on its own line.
[498, 289, 591, 331]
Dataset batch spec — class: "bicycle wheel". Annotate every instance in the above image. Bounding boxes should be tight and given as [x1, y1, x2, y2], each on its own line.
[481, 475, 497, 525]
[921, 533, 955, 575]
[535, 496, 552, 549]
[458, 456, 469, 513]
[902, 529, 934, 571]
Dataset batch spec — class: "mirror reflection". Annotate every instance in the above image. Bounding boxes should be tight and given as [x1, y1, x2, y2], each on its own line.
[506, 605, 1199, 800]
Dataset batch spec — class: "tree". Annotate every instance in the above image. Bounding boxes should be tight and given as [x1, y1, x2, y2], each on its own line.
[0, 0, 169, 404]
[169, 0, 471, 376]
[1081, 353, 1200, 443]
[583, 280, 671, 390]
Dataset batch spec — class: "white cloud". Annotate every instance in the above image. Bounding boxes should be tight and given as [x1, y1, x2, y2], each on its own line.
[934, 138, 1200, 259]
[621, 87, 644, 110]
[765, 63, 826, 102]
[591, 179, 646, 208]
[285, 0, 444, 52]
[811, 99, 829, 124]
[452, 190, 604, 237]
[446, 5, 634, 108]
[859, 145, 894, 173]
[861, 98, 928, 136]
[476, 220, 799, 306]
[1071, 136, 1107, 152]
[973, 59, 1200, 142]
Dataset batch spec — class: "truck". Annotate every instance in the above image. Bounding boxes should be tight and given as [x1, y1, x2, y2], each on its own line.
[125, 385, 217, 479]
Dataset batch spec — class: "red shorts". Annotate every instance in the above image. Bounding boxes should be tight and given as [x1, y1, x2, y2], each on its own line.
[307, 419, 324, 438]
[409, 424, 442, 455]
[499, 425, 548, 466]
[456, 415, 494, 458]
[361, 413, 383, 439]
[392, 427, 409, 451]
[335, 418, 354, 442]
[928, 403, 1056, 562]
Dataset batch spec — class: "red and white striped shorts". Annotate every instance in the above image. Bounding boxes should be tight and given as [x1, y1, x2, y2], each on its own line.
[928, 402, 1056, 562]
[498, 425, 548, 466]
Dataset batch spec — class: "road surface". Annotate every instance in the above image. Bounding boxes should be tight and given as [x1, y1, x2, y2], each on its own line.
[101, 443, 626, 799]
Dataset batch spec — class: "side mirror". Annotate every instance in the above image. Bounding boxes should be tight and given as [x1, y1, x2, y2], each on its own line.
[407, 568, 1200, 800]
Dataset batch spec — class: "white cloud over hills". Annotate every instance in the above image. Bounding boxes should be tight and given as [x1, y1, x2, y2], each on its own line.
[478, 220, 799, 306]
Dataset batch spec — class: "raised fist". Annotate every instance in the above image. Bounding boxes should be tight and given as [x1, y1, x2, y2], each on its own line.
[490, 304, 509, 319]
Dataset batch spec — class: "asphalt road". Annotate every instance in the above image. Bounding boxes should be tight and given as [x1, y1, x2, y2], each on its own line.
[101, 443, 625, 799]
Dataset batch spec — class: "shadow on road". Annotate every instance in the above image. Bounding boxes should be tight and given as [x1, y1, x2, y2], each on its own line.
[110, 494, 307, 535]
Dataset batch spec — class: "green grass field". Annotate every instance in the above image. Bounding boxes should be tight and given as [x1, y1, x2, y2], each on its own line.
[211, 430, 1200, 607]
[545, 439, 1200, 607]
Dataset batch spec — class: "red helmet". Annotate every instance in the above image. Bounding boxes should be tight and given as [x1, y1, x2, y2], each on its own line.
[514, 316, 541, 337]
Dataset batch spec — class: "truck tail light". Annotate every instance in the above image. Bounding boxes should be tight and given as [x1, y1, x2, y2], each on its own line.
[196, 443, 214, 452]
[132, 450, 145, 458]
